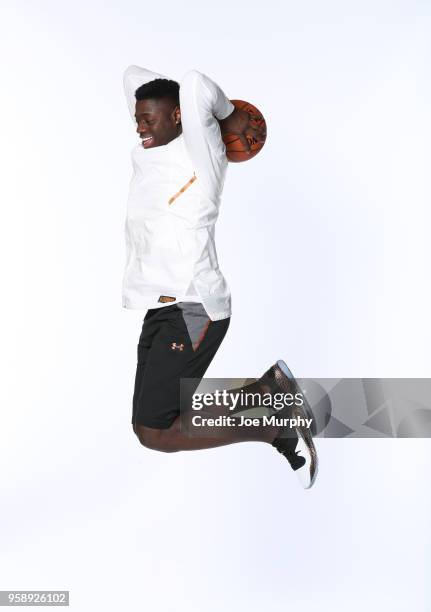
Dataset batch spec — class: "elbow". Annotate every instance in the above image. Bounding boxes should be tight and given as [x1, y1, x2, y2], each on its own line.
[180, 70, 211, 106]
[123, 64, 140, 78]
[182, 69, 202, 79]
[181, 69, 205, 89]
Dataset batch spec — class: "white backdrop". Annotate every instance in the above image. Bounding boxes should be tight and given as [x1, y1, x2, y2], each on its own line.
[1, 1, 430, 610]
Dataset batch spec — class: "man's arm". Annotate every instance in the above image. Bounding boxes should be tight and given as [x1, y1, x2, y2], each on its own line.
[179, 70, 266, 202]
[179, 70, 235, 202]
[123, 65, 168, 123]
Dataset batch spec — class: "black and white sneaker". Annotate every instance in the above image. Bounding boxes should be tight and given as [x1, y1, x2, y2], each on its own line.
[260, 359, 318, 489]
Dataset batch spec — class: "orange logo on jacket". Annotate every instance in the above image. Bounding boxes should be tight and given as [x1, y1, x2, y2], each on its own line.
[168, 174, 197, 205]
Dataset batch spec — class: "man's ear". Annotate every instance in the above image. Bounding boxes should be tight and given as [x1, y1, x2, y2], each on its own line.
[173, 105, 181, 125]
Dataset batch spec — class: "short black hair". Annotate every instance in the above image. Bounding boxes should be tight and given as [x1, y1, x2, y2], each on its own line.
[135, 78, 180, 107]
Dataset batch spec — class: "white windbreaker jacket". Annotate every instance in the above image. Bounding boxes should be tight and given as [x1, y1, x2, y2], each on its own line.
[122, 66, 234, 321]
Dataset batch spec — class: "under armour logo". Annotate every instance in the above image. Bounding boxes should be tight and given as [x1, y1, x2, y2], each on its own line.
[170, 342, 184, 351]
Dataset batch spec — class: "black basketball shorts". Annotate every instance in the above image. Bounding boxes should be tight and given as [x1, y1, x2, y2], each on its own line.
[132, 302, 230, 429]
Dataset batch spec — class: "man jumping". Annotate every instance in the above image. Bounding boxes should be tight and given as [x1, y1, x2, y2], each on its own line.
[122, 65, 318, 488]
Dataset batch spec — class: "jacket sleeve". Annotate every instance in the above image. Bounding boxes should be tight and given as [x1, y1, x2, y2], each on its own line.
[123, 65, 168, 123]
[179, 70, 234, 203]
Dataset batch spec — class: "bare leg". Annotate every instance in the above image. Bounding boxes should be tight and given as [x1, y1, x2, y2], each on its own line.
[134, 379, 278, 452]
[135, 416, 277, 452]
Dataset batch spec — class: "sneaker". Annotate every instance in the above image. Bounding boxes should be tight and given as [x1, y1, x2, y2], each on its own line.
[261, 359, 318, 489]
[272, 432, 317, 489]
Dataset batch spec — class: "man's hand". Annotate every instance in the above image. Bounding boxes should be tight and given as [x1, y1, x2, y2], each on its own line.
[218, 108, 266, 154]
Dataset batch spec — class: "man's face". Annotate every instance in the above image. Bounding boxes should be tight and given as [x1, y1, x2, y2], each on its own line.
[135, 98, 181, 149]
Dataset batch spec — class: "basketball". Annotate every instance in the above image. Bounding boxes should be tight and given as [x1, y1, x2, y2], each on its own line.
[222, 99, 267, 163]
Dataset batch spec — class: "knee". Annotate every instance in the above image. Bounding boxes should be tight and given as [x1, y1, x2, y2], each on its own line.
[134, 424, 179, 453]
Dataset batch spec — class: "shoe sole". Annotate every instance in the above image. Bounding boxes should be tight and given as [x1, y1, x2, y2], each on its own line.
[276, 360, 319, 488]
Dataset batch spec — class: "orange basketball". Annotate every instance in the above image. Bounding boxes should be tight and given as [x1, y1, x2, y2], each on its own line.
[223, 99, 267, 163]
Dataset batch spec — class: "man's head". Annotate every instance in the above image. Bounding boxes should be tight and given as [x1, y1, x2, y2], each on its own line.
[134, 78, 181, 148]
